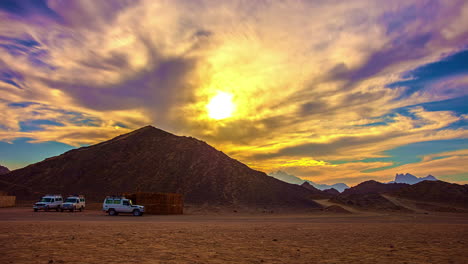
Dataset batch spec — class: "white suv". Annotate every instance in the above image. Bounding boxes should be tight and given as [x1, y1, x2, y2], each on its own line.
[61, 195, 86, 212]
[102, 196, 144, 216]
[33, 195, 63, 212]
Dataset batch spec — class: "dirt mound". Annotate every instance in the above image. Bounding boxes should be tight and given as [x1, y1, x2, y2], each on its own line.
[322, 205, 352, 214]
[331, 193, 410, 211]
[0, 126, 321, 209]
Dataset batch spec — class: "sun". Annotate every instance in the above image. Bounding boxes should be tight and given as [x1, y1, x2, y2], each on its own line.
[207, 91, 235, 120]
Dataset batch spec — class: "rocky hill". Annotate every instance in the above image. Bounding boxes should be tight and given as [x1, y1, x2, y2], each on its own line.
[0, 165, 10, 175]
[340, 180, 409, 195]
[331, 179, 468, 212]
[330, 181, 410, 211]
[390, 180, 468, 208]
[300, 182, 331, 198]
[0, 126, 322, 208]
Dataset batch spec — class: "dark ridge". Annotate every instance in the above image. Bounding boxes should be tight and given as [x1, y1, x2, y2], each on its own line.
[0, 126, 322, 209]
[390, 180, 468, 208]
[0, 164, 10, 175]
[341, 180, 409, 195]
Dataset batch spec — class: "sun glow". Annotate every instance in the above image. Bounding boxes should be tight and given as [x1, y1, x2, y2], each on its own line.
[207, 91, 235, 120]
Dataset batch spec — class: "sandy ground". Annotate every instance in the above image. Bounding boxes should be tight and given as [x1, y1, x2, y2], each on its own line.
[0, 208, 467, 264]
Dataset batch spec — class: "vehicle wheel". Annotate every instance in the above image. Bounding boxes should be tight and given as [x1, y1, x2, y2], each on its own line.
[34, 208, 38, 212]
[70, 208, 74, 212]
[45, 207, 49, 212]
[79, 207, 82, 212]
[132, 209, 141, 216]
[108, 209, 117, 216]
[56, 207, 60, 212]
[60, 209, 64, 212]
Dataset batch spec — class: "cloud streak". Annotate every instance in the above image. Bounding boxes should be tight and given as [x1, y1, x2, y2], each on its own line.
[0, 0, 467, 183]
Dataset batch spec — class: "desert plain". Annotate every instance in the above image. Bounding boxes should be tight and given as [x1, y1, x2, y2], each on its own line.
[0, 206, 467, 264]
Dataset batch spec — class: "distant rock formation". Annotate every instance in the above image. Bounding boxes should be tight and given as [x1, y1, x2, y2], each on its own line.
[0, 165, 10, 175]
[268, 170, 349, 192]
[391, 173, 438, 184]
[268, 171, 304, 185]
[0, 126, 322, 209]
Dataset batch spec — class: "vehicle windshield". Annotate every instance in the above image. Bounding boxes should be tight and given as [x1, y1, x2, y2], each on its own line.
[65, 198, 78, 203]
[40, 198, 52, 202]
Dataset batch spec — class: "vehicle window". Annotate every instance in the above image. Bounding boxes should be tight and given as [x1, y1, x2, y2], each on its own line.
[113, 199, 121, 204]
[65, 198, 77, 203]
[105, 199, 113, 204]
[51, 199, 55, 202]
[80, 198, 85, 202]
[123, 200, 129, 206]
[40, 198, 52, 202]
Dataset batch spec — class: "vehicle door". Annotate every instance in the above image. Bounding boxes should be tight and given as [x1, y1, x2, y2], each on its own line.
[122, 200, 133, 213]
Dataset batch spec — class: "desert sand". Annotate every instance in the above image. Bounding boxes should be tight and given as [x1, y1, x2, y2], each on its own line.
[0, 208, 467, 264]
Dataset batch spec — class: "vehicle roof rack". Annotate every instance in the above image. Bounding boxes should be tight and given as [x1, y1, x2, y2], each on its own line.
[106, 195, 126, 199]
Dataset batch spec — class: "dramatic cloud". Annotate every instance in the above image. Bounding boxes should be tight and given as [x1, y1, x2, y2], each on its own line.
[0, 0, 467, 184]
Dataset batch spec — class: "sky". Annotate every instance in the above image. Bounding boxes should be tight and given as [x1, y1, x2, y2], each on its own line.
[0, 0, 467, 185]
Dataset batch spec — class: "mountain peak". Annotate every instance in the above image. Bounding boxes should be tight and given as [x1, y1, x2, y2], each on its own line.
[1, 126, 321, 208]
[394, 173, 438, 184]
[0, 165, 10, 175]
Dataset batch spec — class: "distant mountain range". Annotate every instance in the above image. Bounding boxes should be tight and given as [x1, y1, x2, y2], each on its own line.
[390, 173, 438, 184]
[268, 171, 349, 192]
[0, 165, 10, 175]
[0, 126, 325, 208]
[1, 126, 465, 213]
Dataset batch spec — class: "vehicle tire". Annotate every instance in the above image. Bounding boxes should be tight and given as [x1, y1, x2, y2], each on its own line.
[70, 208, 74, 212]
[132, 209, 141, 216]
[108, 209, 117, 216]
[44, 206, 49, 212]
[56, 207, 60, 212]
[79, 207, 82, 212]
[60, 209, 64, 212]
[34, 208, 38, 212]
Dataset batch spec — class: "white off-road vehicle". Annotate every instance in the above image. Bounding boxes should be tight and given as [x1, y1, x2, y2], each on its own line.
[102, 196, 144, 216]
[61, 195, 86, 212]
[33, 195, 63, 212]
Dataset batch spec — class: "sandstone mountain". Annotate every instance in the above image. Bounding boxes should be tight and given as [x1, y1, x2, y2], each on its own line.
[0, 165, 10, 175]
[0, 126, 322, 208]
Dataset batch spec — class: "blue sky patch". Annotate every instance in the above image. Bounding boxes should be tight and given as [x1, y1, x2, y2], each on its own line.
[388, 49, 468, 98]
[19, 120, 64, 132]
[0, 138, 75, 170]
[360, 138, 468, 172]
